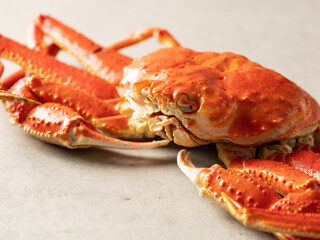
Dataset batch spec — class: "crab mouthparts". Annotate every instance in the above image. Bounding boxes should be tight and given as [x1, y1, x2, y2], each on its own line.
[148, 114, 209, 147]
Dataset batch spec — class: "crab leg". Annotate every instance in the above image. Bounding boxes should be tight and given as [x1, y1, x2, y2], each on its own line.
[0, 34, 118, 100]
[0, 35, 149, 139]
[31, 14, 132, 85]
[23, 75, 141, 137]
[0, 21, 60, 90]
[178, 150, 320, 238]
[1, 69, 28, 91]
[29, 14, 180, 85]
[106, 27, 180, 50]
[1, 76, 141, 138]
[24, 16, 59, 51]
[24, 76, 121, 119]
[263, 145, 320, 181]
[226, 153, 320, 239]
[283, 151, 320, 181]
[218, 143, 320, 190]
[228, 157, 320, 195]
[177, 150, 282, 211]
[0, 41, 60, 91]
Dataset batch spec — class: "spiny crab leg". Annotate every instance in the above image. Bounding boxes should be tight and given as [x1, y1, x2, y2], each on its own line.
[177, 150, 320, 238]
[21, 75, 138, 138]
[261, 145, 320, 181]
[1, 77, 146, 139]
[0, 35, 147, 139]
[0, 34, 118, 100]
[1, 69, 28, 91]
[31, 14, 132, 85]
[26, 15, 180, 85]
[0, 41, 60, 91]
[24, 76, 121, 119]
[228, 157, 320, 195]
[0, 63, 38, 106]
[24, 15, 55, 50]
[0, 20, 60, 91]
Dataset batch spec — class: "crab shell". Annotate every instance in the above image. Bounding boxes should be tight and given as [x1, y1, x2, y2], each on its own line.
[120, 47, 320, 147]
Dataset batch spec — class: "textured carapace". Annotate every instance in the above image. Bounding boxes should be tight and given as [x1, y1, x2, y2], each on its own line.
[121, 47, 320, 146]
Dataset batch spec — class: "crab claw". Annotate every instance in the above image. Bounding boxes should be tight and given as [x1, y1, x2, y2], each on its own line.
[177, 150, 282, 211]
[177, 150, 320, 238]
[222, 191, 320, 238]
[0, 34, 118, 100]
[0, 93, 168, 150]
[22, 102, 169, 149]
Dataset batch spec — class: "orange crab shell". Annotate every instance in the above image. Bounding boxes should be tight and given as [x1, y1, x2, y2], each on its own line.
[120, 47, 320, 146]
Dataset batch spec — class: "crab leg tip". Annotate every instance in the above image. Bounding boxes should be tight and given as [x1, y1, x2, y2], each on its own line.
[75, 132, 170, 150]
[177, 150, 202, 184]
[118, 139, 169, 150]
[177, 149, 188, 168]
[124, 139, 170, 149]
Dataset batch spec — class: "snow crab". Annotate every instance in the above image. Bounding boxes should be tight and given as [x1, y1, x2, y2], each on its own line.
[0, 14, 320, 239]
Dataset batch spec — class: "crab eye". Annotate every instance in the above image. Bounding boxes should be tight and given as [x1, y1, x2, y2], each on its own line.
[176, 93, 198, 113]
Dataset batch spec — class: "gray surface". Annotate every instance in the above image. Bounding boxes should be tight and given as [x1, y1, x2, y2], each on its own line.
[0, 1, 319, 239]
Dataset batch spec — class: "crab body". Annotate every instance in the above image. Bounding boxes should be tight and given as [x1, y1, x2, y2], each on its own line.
[121, 46, 320, 147]
[0, 14, 320, 239]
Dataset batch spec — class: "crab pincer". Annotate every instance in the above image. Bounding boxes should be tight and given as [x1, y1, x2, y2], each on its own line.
[178, 150, 320, 238]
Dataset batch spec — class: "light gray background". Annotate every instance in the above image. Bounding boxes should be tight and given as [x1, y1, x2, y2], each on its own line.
[0, 1, 319, 239]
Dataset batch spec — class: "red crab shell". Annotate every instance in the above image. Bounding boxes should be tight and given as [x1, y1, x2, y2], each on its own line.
[1, 14, 320, 239]
[120, 47, 320, 146]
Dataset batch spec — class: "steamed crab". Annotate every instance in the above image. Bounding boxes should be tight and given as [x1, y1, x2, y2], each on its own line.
[0, 15, 320, 239]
